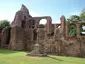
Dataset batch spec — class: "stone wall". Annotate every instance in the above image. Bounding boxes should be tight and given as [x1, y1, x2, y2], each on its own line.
[9, 26, 24, 50]
[24, 29, 35, 51]
[1, 26, 11, 48]
[42, 38, 85, 57]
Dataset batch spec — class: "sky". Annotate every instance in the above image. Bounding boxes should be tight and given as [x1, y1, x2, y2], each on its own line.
[0, 0, 85, 24]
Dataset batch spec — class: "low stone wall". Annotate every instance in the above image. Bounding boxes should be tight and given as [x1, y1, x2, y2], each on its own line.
[42, 38, 85, 57]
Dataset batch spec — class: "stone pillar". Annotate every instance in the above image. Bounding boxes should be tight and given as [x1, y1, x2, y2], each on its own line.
[66, 24, 68, 39]
[60, 15, 66, 39]
[76, 24, 80, 38]
[45, 18, 52, 34]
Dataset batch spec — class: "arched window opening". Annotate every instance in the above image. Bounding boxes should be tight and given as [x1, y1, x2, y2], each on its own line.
[39, 19, 47, 28]
[21, 20, 25, 28]
[68, 24, 77, 37]
[80, 23, 85, 36]
[29, 19, 35, 28]
[24, 16, 26, 20]
[33, 29, 37, 40]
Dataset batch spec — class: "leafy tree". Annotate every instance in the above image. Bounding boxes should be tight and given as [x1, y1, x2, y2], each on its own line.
[66, 18, 71, 24]
[66, 15, 81, 23]
[70, 15, 81, 21]
[0, 20, 10, 30]
[80, 8, 85, 21]
[39, 24, 45, 28]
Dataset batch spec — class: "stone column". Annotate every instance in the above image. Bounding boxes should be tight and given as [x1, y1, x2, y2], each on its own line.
[46, 19, 52, 34]
[66, 24, 68, 39]
[60, 15, 66, 39]
[76, 23, 80, 38]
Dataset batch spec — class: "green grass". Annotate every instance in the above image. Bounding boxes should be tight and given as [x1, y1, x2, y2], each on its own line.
[0, 49, 85, 64]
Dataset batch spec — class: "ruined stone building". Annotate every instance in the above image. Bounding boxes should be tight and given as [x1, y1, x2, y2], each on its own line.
[1, 4, 85, 57]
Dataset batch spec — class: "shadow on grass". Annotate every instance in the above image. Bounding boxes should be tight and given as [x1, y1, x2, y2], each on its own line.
[0, 49, 23, 54]
[48, 56, 63, 61]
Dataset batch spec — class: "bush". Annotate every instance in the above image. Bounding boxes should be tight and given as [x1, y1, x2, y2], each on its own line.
[0, 20, 10, 30]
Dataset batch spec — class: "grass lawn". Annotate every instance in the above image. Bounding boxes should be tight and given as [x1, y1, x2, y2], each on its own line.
[0, 49, 85, 64]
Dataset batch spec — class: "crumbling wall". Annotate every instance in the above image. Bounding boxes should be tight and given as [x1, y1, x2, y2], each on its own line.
[9, 26, 24, 50]
[1, 26, 11, 48]
[24, 29, 35, 51]
[59, 39, 81, 57]
[45, 38, 85, 57]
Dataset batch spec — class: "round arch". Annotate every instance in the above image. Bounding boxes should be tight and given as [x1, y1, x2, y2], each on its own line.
[68, 24, 77, 37]
[80, 23, 85, 35]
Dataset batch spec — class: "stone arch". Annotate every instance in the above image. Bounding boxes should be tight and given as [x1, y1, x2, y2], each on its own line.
[68, 24, 77, 37]
[39, 19, 47, 24]
[38, 17, 52, 34]
[80, 23, 85, 35]
[39, 19, 47, 28]
[28, 16, 52, 33]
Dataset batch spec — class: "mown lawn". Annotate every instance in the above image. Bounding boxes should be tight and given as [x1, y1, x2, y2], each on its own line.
[0, 49, 85, 64]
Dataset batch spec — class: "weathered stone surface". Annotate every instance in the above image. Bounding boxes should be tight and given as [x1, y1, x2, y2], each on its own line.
[9, 26, 24, 50]
[38, 28, 46, 40]
[1, 26, 11, 48]
[60, 15, 66, 39]
[24, 29, 35, 51]
[54, 28, 61, 40]
[11, 4, 32, 27]
[60, 40, 81, 57]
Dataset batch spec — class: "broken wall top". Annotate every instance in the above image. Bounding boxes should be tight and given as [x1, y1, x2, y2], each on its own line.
[11, 4, 32, 27]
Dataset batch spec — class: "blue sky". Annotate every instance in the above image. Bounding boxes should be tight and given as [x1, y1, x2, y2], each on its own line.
[0, 0, 85, 23]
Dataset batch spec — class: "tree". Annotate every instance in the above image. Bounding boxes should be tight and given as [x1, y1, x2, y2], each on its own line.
[66, 15, 81, 24]
[70, 15, 80, 21]
[66, 18, 71, 24]
[39, 24, 45, 28]
[80, 8, 85, 21]
[0, 20, 10, 30]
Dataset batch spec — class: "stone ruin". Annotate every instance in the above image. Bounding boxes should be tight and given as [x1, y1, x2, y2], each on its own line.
[0, 4, 85, 57]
